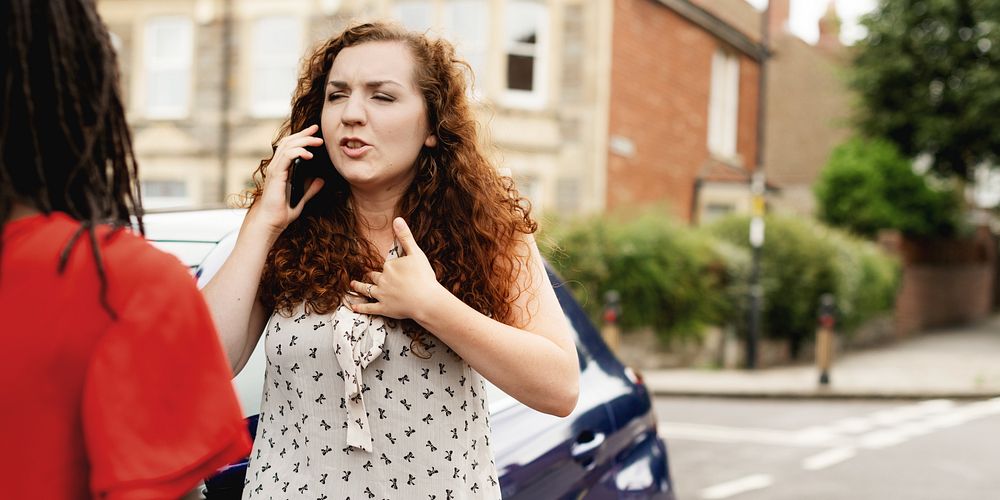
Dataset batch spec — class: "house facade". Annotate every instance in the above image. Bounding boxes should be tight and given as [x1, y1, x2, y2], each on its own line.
[606, 0, 765, 223]
[97, 0, 610, 216]
[98, 0, 783, 224]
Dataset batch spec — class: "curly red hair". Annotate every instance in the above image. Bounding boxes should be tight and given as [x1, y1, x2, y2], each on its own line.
[248, 22, 537, 338]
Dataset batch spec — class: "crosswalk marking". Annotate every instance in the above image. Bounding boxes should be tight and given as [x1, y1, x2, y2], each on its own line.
[700, 474, 774, 499]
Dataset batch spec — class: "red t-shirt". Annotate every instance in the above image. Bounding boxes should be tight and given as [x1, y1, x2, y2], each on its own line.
[0, 212, 251, 499]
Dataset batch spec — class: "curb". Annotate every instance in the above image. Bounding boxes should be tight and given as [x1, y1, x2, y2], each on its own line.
[649, 387, 1000, 401]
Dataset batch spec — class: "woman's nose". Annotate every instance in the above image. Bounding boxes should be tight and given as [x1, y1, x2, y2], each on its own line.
[341, 95, 367, 126]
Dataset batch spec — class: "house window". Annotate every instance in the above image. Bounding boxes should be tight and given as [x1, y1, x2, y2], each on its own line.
[144, 17, 193, 119]
[142, 179, 191, 209]
[702, 202, 735, 224]
[707, 49, 740, 158]
[392, 0, 434, 33]
[504, 0, 548, 108]
[251, 16, 302, 117]
[444, 0, 489, 93]
[515, 174, 542, 211]
[556, 177, 580, 214]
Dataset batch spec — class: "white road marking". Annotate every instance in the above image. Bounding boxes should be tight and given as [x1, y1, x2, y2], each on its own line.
[700, 474, 774, 499]
[802, 447, 856, 471]
[828, 416, 873, 434]
[659, 422, 842, 448]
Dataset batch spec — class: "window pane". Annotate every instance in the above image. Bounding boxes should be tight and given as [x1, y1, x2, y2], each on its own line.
[444, 0, 489, 86]
[707, 50, 738, 157]
[145, 17, 192, 117]
[506, 2, 541, 46]
[504, 0, 547, 105]
[252, 16, 301, 116]
[507, 54, 534, 91]
[393, 1, 434, 33]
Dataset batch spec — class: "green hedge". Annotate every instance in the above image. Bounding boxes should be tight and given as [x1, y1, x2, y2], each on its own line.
[539, 211, 728, 341]
[540, 211, 900, 352]
[707, 215, 899, 355]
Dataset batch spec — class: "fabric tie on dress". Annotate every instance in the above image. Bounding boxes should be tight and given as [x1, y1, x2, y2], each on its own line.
[330, 305, 386, 452]
[329, 243, 401, 452]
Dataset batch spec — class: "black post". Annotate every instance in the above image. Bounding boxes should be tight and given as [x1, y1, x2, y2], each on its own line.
[747, 245, 762, 369]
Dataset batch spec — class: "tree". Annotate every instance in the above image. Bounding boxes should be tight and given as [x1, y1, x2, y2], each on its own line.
[814, 138, 960, 238]
[850, 0, 1000, 179]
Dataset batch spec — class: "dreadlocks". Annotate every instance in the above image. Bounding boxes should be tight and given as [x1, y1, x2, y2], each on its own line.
[0, 0, 143, 318]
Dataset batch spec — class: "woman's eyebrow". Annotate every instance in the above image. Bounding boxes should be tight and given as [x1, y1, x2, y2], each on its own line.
[327, 80, 403, 89]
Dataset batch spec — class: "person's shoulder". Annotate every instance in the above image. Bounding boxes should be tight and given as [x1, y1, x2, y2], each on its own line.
[100, 228, 195, 291]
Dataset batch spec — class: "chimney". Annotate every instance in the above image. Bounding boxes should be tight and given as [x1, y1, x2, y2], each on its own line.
[768, 0, 791, 39]
[817, 0, 842, 50]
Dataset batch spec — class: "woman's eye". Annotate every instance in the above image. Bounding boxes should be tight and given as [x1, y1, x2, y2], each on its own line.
[327, 92, 347, 101]
[373, 93, 395, 102]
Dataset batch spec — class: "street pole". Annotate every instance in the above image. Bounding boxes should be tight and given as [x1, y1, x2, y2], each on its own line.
[746, 0, 771, 371]
[747, 171, 765, 370]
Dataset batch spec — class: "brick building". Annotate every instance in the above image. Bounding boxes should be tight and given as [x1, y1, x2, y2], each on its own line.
[606, 0, 765, 223]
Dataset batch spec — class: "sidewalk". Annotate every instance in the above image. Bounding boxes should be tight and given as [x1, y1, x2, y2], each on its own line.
[644, 315, 1000, 399]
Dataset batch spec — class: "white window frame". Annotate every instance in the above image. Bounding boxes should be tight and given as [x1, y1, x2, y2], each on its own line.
[250, 16, 303, 118]
[502, 0, 549, 109]
[443, 0, 489, 97]
[143, 16, 193, 119]
[707, 49, 740, 159]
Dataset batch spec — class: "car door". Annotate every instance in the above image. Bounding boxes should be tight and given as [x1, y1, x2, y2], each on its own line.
[490, 326, 620, 499]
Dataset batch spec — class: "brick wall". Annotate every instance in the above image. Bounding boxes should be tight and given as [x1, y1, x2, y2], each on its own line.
[887, 227, 999, 335]
[607, 0, 760, 221]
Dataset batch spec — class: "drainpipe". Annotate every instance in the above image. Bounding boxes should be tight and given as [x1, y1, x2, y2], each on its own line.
[217, 0, 234, 203]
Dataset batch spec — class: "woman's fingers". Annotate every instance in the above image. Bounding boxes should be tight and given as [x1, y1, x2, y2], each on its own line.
[350, 280, 377, 300]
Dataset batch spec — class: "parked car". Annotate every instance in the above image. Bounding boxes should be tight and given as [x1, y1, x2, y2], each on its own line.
[144, 208, 676, 499]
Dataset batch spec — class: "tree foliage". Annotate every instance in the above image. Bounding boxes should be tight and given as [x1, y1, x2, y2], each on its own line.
[850, 0, 1000, 179]
[814, 138, 960, 237]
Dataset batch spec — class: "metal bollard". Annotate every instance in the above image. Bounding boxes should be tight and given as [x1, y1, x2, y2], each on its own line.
[602, 290, 622, 352]
[815, 293, 838, 386]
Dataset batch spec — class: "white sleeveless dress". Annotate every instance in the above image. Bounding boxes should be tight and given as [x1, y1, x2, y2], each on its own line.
[243, 247, 501, 499]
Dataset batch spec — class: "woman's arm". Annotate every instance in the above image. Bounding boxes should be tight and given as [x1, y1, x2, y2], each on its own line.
[200, 221, 277, 375]
[351, 218, 579, 417]
[202, 125, 326, 375]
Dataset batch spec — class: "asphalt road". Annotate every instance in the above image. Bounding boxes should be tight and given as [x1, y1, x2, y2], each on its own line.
[655, 396, 1000, 500]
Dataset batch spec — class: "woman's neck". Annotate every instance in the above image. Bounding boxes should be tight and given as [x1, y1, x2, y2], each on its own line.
[350, 191, 401, 256]
[6, 202, 41, 223]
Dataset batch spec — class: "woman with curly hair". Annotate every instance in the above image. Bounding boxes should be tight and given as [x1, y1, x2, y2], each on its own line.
[203, 21, 579, 498]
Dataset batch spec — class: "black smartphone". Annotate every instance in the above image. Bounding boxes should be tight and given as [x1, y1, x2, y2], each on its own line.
[288, 147, 325, 207]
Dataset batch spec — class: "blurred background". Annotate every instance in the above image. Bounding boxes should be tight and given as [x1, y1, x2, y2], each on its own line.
[97, 0, 1000, 498]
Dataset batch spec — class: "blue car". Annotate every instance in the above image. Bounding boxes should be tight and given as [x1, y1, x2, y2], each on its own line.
[145, 209, 676, 499]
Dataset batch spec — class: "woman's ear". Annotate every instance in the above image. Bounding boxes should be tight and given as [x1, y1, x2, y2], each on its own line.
[425, 134, 438, 148]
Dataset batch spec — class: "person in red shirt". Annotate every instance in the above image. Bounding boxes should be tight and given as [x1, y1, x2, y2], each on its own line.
[0, 0, 251, 498]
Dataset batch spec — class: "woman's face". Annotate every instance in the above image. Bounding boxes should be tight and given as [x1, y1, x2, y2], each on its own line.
[321, 41, 437, 195]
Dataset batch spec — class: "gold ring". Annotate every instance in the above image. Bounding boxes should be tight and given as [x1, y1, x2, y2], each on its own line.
[367, 283, 374, 299]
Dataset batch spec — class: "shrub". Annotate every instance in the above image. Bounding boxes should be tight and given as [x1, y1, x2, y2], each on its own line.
[539, 211, 727, 342]
[539, 210, 899, 355]
[706, 214, 899, 357]
[814, 137, 960, 238]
